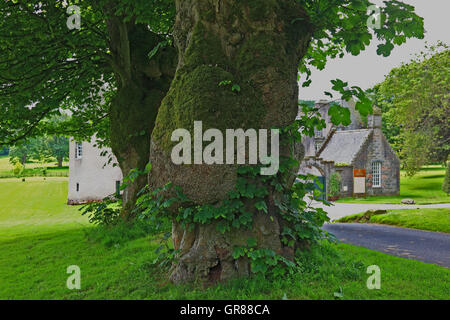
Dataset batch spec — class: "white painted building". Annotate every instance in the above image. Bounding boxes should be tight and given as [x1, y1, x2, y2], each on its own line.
[68, 138, 123, 205]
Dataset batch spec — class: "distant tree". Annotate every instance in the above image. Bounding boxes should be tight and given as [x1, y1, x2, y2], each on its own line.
[45, 136, 69, 167]
[0, 147, 8, 156]
[443, 164, 450, 195]
[375, 42, 450, 176]
[9, 144, 29, 165]
[9, 135, 69, 167]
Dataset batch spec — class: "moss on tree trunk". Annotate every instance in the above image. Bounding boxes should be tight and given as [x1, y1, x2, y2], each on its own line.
[149, 0, 313, 283]
[106, 20, 176, 219]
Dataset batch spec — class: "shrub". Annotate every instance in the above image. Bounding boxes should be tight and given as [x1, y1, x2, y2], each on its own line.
[80, 197, 122, 226]
[13, 162, 24, 177]
[443, 164, 450, 195]
[329, 172, 342, 197]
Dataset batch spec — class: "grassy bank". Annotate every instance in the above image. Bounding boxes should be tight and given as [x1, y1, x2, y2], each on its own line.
[337, 166, 449, 204]
[0, 178, 448, 299]
[336, 208, 450, 233]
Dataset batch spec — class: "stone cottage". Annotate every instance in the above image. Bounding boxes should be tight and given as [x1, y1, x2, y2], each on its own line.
[67, 137, 123, 205]
[298, 99, 400, 199]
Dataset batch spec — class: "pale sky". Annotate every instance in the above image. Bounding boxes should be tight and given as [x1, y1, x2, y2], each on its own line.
[299, 0, 450, 100]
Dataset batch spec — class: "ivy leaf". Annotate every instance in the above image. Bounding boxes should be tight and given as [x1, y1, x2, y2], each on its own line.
[148, 40, 168, 60]
[231, 84, 241, 92]
[254, 200, 268, 213]
[328, 103, 351, 126]
[246, 237, 257, 248]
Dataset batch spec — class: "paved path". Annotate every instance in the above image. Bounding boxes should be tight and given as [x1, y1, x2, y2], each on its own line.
[323, 223, 450, 268]
[312, 202, 450, 221]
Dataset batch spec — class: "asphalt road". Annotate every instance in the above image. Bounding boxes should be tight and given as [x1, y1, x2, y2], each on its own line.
[323, 223, 450, 268]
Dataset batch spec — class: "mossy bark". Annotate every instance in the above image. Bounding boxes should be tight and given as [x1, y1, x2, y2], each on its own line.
[149, 0, 313, 282]
[106, 20, 176, 219]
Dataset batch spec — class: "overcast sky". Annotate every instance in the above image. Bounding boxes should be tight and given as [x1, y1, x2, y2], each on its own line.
[299, 0, 450, 100]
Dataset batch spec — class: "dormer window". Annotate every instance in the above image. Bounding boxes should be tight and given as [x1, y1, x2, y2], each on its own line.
[75, 142, 83, 159]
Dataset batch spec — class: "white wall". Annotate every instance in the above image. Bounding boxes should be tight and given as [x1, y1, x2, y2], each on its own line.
[68, 138, 123, 204]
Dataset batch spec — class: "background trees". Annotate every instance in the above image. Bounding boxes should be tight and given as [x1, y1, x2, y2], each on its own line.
[374, 42, 449, 175]
[8, 135, 69, 167]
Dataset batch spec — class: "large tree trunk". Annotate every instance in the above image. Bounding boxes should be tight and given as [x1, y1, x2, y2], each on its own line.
[106, 19, 176, 219]
[149, 0, 312, 283]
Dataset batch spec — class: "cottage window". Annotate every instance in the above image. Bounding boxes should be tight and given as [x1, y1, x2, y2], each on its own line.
[75, 142, 83, 159]
[315, 129, 323, 138]
[372, 161, 382, 188]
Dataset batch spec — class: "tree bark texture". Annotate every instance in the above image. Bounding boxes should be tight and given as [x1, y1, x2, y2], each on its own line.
[106, 19, 177, 218]
[149, 0, 313, 283]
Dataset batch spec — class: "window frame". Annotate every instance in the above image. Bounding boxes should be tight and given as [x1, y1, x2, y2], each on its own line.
[372, 161, 382, 188]
[75, 142, 83, 159]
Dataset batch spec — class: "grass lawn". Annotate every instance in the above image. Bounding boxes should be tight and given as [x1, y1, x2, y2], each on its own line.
[0, 178, 449, 299]
[336, 208, 450, 233]
[337, 166, 449, 204]
[0, 156, 68, 178]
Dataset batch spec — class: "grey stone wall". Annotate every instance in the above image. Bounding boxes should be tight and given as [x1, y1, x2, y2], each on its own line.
[353, 128, 400, 196]
[334, 166, 353, 198]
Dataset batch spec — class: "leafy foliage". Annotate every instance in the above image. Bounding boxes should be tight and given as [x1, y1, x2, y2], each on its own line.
[329, 172, 342, 197]
[12, 162, 24, 177]
[80, 197, 121, 226]
[374, 42, 450, 175]
[0, 0, 175, 147]
[298, 0, 424, 121]
[8, 134, 68, 166]
[0, 1, 425, 147]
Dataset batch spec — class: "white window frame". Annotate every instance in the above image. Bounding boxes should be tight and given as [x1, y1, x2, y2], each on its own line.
[315, 129, 323, 138]
[372, 161, 382, 188]
[75, 142, 83, 159]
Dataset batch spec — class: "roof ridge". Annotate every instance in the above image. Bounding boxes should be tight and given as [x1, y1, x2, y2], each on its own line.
[318, 129, 373, 164]
[317, 127, 336, 156]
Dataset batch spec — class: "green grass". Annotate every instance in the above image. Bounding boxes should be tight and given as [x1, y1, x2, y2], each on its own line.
[0, 178, 449, 299]
[0, 156, 68, 178]
[336, 208, 450, 233]
[337, 166, 449, 204]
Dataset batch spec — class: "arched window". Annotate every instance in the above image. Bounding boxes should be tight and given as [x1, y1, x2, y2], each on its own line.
[372, 161, 382, 188]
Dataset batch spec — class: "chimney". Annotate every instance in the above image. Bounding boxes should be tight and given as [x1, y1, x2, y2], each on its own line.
[368, 106, 382, 128]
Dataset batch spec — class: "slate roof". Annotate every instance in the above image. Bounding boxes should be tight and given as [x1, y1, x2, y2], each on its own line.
[318, 129, 372, 164]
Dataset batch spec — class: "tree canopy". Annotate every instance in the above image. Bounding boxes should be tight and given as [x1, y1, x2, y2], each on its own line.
[0, 0, 425, 147]
[374, 42, 449, 175]
[0, 0, 175, 146]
